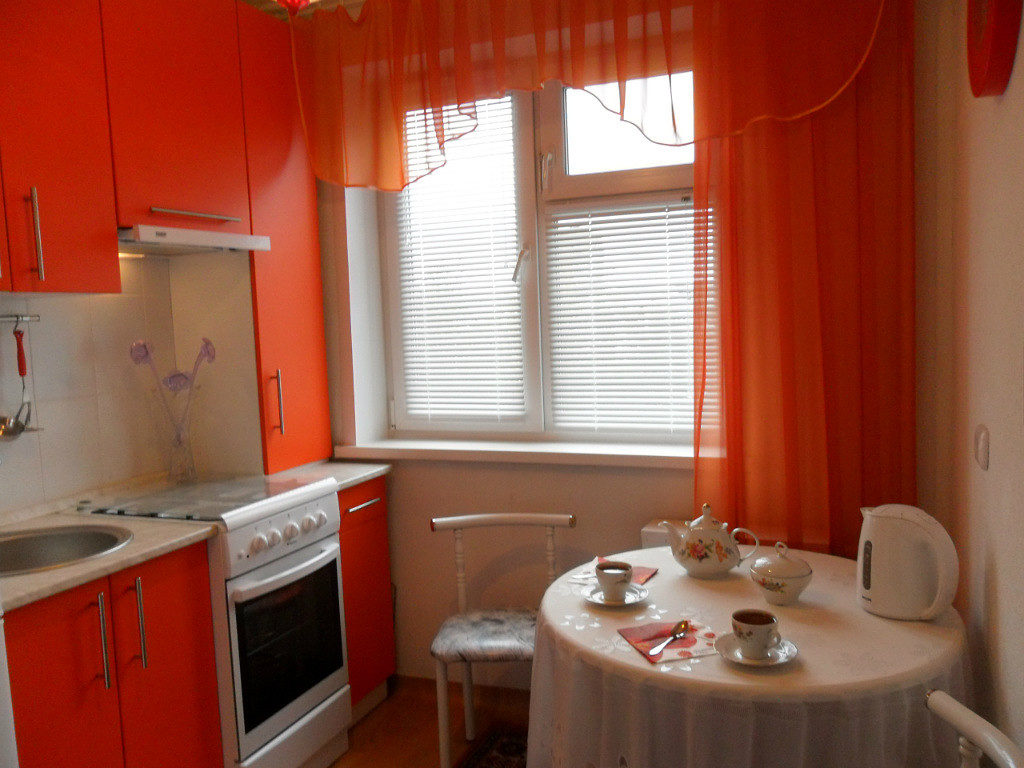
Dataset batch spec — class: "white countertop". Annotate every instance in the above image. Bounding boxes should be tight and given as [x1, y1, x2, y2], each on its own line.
[268, 460, 390, 490]
[0, 461, 389, 613]
[0, 512, 217, 613]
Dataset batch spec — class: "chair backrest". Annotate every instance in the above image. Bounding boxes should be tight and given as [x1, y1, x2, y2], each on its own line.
[430, 513, 577, 612]
[926, 690, 1024, 768]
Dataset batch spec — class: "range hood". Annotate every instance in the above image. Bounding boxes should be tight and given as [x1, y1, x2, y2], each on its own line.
[117, 225, 271, 256]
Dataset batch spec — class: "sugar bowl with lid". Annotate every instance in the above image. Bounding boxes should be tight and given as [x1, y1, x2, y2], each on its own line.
[749, 542, 813, 605]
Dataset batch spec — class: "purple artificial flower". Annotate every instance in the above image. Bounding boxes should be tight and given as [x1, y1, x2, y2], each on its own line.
[129, 340, 152, 365]
[199, 338, 216, 363]
[162, 371, 193, 392]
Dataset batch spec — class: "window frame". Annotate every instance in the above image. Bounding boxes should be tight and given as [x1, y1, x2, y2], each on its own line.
[379, 82, 702, 446]
[534, 81, 695, 202]
[536, 188, 698, 445]
[378, 92, 545, 437]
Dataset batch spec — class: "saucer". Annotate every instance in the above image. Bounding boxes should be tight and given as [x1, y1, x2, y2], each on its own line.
[714, 633, 798, 667]
[581, 583, 649, 607]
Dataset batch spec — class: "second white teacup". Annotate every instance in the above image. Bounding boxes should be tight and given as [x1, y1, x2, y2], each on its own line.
[595, 560, 633, 602]
[731, 608, 782, 659]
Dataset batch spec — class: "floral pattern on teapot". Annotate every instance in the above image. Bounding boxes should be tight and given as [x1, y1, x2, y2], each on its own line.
[684, 539, 738, 563]
[661, 503, 760, 579]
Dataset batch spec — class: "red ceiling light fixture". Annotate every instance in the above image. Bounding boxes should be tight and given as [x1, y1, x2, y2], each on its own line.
[967, 0, 1023, 97]
[276, 0, 311, 15]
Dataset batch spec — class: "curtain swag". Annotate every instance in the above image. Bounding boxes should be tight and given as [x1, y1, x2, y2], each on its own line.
[289, 0, 915, 557]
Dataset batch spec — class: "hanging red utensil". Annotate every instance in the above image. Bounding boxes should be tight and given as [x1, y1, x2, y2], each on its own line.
[14, 328, 26, 378]
[0, 325, 31, 439]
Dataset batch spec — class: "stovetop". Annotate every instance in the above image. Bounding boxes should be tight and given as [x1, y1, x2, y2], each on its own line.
[78, 474, 339, 524]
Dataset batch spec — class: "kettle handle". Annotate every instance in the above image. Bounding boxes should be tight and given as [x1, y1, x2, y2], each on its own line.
[732, 528, 760, 564]
[920, 522, 960, 620]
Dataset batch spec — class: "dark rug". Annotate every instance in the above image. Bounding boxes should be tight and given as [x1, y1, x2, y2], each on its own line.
[457, 727, 528, 768]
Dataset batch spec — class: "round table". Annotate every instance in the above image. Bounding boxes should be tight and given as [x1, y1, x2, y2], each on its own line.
[527, 547, 967, 768]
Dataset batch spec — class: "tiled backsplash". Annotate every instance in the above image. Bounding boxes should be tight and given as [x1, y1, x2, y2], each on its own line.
[0, 259, 177, 519]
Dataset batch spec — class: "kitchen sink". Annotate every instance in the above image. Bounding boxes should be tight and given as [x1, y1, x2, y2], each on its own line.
[0, 525, 133, 576]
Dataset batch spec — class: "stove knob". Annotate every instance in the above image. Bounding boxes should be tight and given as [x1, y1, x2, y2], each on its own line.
[249, 533, 269, 555]
[283, 521, 301, 541]
[301, 514, 317, 533]
[266, 528, 282, 547]
[314, 510, 328, 528]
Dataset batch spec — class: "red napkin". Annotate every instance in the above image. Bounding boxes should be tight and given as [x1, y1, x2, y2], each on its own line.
[618, 620, 718, 663]
[598, 556, 658, 585]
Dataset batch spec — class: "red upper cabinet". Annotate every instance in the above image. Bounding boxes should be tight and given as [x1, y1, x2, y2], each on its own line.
[338, 477, 397, 706]
[0, 166, 10, 292]
[238, 3, 332, 474]
[6, 579, 125, 768]
[0, 0, 120, 293]
[101, 0, 252, 234]
[109, 544, 222, 768]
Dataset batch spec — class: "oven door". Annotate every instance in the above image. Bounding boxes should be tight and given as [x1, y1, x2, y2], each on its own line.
[226, 538, 348, 760]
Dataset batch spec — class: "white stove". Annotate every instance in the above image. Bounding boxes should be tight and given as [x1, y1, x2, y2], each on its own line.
[81, 475, 352, 768]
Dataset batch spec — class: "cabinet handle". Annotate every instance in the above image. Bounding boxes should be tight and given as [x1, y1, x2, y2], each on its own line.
[134, 577, 149, 669]
[29, 188, 45, 281]
[347, 497, 381, 515]
[149, 206, 241, 223]
[97, 592, 111, 690]
[273, 369, 285, 435]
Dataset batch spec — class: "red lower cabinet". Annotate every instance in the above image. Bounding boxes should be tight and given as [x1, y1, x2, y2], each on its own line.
[6, 543, 221, 768]
[6, 578, 125, 768]
[110, 544, 222, 768]
[339, 477, 397, 706]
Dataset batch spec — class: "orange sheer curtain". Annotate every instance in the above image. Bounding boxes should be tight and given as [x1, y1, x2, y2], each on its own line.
[288, 0, 915, 556]
[692, 0, 916, 557]
[289, 0, 696, 190]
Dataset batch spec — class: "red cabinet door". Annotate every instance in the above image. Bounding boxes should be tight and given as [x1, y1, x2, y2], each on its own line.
[0, 0, 120, 293]
[237, 3, 332, 474]
[338, 477, 397, 705]
[101, 0, 251, 234]
[6, 579, 125, 768]
[0, 176, 10, 292]
[109, 543, 222, 768]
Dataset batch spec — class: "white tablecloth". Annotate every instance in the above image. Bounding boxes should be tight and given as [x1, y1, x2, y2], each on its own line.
[527, 547, 967, 768]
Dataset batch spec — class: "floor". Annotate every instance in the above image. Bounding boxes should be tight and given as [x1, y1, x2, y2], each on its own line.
[331, 677, 531, 768]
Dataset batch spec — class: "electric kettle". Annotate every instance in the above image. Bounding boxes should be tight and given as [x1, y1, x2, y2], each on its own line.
[857, 504, 959, 621]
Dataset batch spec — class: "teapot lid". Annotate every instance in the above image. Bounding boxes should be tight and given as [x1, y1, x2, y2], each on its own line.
[689, 502, 727, 530]
[749, 542, 812, 579]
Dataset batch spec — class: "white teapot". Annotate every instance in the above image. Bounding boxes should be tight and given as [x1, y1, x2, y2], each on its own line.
[661, 503, 761, 578]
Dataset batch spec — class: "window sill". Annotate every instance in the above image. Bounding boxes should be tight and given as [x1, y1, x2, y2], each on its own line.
[333, 439, 695, 470]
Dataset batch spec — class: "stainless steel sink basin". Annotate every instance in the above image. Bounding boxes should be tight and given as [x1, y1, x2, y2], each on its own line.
[0, 525, 133, 576]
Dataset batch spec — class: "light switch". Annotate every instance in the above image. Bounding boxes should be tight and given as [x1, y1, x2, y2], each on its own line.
[973, 424, 990, 471]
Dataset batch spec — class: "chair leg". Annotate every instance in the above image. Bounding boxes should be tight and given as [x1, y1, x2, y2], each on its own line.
[462, 661, 475, 741]
[436, 658, 451, 768]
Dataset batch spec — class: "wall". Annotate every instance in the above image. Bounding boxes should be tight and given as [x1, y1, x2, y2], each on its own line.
[167, 253, 263, 477]
[915, 0, 1024, 742]
[0, 259, 176, 520]
[385, 459, 693, 685]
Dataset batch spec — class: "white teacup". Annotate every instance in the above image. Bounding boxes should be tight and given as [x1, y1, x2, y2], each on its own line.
[731, 608, 782, 659]
[595, 560, 633, 602]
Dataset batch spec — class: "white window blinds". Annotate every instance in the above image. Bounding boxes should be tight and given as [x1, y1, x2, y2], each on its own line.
[544, 196, 716, 435]
[395, 97, 528, 423]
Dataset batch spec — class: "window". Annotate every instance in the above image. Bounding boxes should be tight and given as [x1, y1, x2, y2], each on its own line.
[381, 74, 712, 444]
[382, 96, 541, 433]
[564, 75, 695, 176]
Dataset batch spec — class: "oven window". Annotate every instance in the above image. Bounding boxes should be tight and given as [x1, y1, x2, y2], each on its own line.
[235, 562, 344, 733]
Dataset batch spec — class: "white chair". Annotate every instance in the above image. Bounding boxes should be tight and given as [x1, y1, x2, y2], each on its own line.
[926, 690, 1024, 768]
[429, 512, 576, 768]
